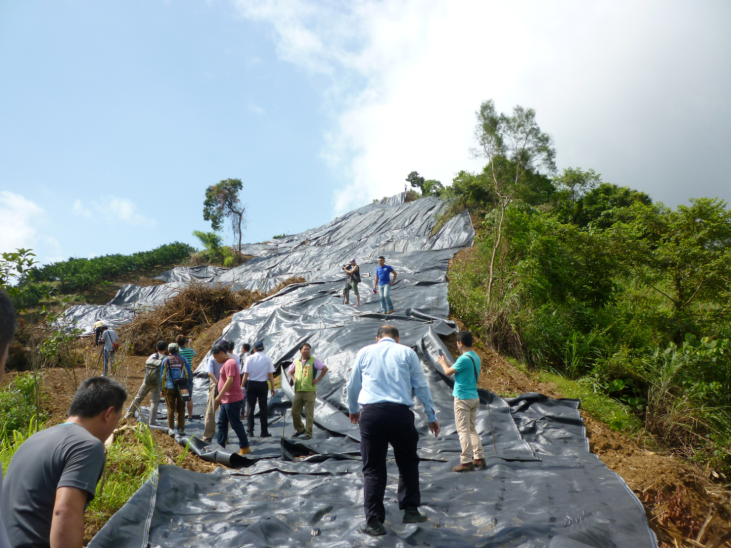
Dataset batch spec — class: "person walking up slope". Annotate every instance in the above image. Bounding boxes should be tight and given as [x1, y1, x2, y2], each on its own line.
[437, 331, 486, 472]
[124, 341, 166, 425]
[177, 335, 196, 420]
[347, 325, 440, 536]
[100, 325, 118, 376]
[373, 256, 397, 314]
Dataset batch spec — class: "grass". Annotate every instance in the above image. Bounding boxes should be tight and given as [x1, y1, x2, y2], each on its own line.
[86, 423, 163, 534]
[537, 370, 643, 434]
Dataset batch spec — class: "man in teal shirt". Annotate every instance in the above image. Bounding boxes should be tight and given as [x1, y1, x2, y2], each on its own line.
[437, 331, 486, 472]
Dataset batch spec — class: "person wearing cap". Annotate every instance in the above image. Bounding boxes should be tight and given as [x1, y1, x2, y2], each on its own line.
[211, 344, 251, 455]
[160, 342, 191, 434]
[124, 340, 167, 425]
[177, 335, 196, 421]
[346, 325, 440, 536]
[342, 258, 361, 306]
[287, 342, 328, 439]
[201, 338, 227, 442]
[93, 319, 105, 346]
[241, 340, 275, 437]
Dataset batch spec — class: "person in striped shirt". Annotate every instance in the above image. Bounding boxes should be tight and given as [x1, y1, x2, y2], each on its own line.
[176, 335, 196, 420]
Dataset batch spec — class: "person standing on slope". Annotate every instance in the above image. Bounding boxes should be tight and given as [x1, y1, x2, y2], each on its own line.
[373, 256, 397, 314]
[177, 335, 196, 421]
[436, 330, 486, 472]
[242, 340, 275, 437]
[124, 340, 166, 425]
[212, 343, 251, 455]
[160, 342, 191, 435]
[342, 258, 361, 306]
[347, 325, 440, 536]
[287, 342, 328, 439]
[99, 325, 118, 376]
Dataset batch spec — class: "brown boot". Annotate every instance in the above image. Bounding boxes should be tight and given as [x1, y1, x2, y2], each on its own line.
[452, 462, 474, 473]
[239, 447, 251, 456]
[473, 459, 487, 469]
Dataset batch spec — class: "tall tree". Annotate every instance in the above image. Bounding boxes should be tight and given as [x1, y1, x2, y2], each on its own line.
[406, 171, 425, 194]
[474, 100, 556, 307]
[203, 179, 247, 256]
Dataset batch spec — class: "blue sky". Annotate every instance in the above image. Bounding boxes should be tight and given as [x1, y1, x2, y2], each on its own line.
[2, 1, 730, 266]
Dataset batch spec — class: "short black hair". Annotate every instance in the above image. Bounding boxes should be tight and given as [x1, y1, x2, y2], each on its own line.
[0, 289, 17, 359]
[242, 343, 251, 352]
[156, 341, 167, 351]
[176, 334, 187, 346]
[212, 344, 228, 355]
[378, 256, 385, 260]
[68, 377, 127, 417]
[456, 331, 473, 347]
[377, 325, 399, 339]
[227, 341, 235, 352]
[300, 342, 311, 351]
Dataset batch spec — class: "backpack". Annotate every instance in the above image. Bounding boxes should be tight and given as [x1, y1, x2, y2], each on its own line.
[144, 352, 164, 386]
[352, 266, 361, 284]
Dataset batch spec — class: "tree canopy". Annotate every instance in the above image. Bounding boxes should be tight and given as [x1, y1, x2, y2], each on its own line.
[203, 179, 247, 256]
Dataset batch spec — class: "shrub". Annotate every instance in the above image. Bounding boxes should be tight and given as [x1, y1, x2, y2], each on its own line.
[0, 373, 47, 434]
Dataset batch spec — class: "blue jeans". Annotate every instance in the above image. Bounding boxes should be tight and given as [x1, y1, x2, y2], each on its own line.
[217, 400, 250, 448]
[378, 284, 394, 313]
[103, 349, 115, 376]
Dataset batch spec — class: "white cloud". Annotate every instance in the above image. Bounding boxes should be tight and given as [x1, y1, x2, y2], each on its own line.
[234, 0, 731, 213]
[72, 199, 92, 218]
[73, 196, 154, 226]
[0, 191, 44, 253]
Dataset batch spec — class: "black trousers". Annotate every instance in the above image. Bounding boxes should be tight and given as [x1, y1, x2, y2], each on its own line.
[359, 403, 420, 522]
[246, 380, 270, 435]
[94, 327, 104, 346]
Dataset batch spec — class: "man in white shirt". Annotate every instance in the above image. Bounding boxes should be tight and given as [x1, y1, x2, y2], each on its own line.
[100, 326, 118, 376]
[242, 340, 275, 437]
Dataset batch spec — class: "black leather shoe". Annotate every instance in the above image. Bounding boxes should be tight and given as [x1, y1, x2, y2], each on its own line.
[261, 432, 272, 438]
[359, 517, 386, 536]
[402, 507, 427, 523]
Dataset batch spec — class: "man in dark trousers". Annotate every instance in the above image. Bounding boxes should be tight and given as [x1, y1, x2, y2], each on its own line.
[241, 340, 275, 437]
[346, 325, 440, 536]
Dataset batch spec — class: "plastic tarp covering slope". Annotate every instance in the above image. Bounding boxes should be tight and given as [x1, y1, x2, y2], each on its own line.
[89, 194, 656, 547]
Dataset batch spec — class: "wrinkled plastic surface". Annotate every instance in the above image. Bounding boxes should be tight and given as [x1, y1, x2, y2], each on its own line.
[88, 194, 656, 547]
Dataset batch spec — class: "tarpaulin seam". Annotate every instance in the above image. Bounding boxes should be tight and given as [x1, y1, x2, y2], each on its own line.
[140, 469, 158, 548]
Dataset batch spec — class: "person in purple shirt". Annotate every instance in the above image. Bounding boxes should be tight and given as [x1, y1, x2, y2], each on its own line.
[373, 256, 397, 314]
[287, 343, 328, 439]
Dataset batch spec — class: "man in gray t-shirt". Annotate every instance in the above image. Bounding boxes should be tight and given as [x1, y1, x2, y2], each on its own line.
[1, 377, 127, 548]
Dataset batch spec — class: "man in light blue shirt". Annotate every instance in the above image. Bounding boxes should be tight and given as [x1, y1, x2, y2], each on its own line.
[347, 325, 440, 537]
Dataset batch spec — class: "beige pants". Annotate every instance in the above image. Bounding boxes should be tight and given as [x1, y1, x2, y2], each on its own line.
[203, 381, 220, 441]
[291, 391, 317, 436]
[454, 398, 485, 464]
[126, 382, 160, 425]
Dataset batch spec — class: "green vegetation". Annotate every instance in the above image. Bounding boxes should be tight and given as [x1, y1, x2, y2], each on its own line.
[445, 99, 731, 471]
[406, 171, 444, 197]
[272, 233, 288, 239]
[0, 416, 45, 476]
[87, 424, 163, 526]
[8, 242, 194, 303]
[191, 230, 239, 267]
[0, 373, 47, 434]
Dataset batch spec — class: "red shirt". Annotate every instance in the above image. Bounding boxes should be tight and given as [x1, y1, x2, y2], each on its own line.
[217, 359, 244, 404]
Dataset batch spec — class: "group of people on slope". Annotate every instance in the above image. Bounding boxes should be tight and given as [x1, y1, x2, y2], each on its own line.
[0, 282, 487, 545]
[125, 335, 196, 434]
[342, 255, 398, 314]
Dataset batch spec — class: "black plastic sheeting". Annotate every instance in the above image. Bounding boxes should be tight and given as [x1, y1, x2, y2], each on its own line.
[87, 194, 657, 547]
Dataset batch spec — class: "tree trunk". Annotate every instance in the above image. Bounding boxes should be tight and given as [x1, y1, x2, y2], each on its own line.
[486, 197, 507, 309]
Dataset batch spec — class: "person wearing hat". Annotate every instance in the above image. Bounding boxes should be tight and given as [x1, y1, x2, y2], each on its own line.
[342, 258, 361, 306]
[160, 342, 192, 434]
[93, 319, 105, 346]
[241, 340, 275, 437]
